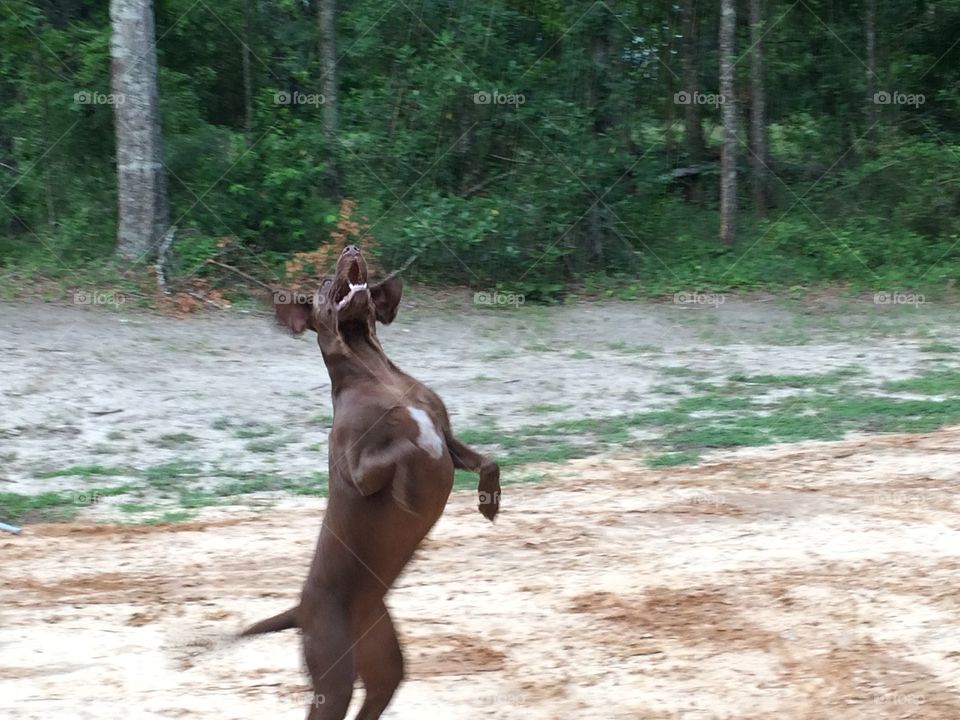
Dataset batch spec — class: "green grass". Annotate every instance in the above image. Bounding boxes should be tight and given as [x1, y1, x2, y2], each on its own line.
[481, 349, 516, 361]
[728, 367, 862, 388]
[886, 371, 960, 395]
[661, 366, 707, 378]
[456, 427, 511, 446]
[500, 442, 588, 467]
[677, 394, 754, 413]
[245, 436, 293, 453]
[606, 342, 659, 353]
[143, 461, 204, 487]
[11, 460, 333, 525]
[234, 423, 277, 439]
[646, 451, 700, 467]
[666, 423, 770, 449]
[453, 468, 477, 489]
[812, 395, 960, 433]
[651, 383, 684, 395]
[150, 432, 197, 448]
[178, 489, 222, 509]
[34, 464, 129, 479]
[0, 485, 129, 523]
[144, 510, 194, 525]
[526, 403, 572, 414]
[445, 370, 960, 474]
[920, 341, 959, 353]
[214, 471, 329, 497]
[0, 490, 79, 522]
[119, 502, 153, 514]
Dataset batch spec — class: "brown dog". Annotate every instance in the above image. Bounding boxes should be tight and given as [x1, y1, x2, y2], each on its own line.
[240, 245, 500, 719]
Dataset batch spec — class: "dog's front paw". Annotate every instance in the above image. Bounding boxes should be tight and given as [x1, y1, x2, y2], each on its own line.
[478, 463, 500, 522]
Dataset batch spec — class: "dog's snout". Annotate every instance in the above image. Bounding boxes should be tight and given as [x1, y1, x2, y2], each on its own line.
[343, 245, 360, 257]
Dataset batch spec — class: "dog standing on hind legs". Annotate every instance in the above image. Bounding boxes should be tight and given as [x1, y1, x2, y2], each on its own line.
[239, 245, 501, 719]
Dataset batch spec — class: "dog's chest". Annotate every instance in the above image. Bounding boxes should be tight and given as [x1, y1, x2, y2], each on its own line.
[404, 405, 444, 459]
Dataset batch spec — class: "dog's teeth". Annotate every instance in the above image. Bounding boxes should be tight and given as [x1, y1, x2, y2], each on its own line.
[336, 282, 368, 311]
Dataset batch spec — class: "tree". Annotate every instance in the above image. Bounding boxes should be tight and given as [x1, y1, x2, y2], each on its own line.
[680, 1, 706, 165]
[749, 0, 769, 215]
[864, 0, 878, 135]
[719, 0, 737, 245]
[242, 0, 255, 141]
[318, 0, 340, 197]
[679, 0, 707, 206]
[109, 0, 169, 262]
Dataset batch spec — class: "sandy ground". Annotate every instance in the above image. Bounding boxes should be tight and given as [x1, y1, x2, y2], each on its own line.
[2, 296, 960, 718]
[2, 428, 960, 719]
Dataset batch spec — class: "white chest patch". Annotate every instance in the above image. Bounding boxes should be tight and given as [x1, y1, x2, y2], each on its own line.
[406, 406, 444, 459]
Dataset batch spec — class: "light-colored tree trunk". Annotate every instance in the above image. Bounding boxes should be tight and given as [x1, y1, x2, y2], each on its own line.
[749, 0, 769, 215]
[719, 0, 737, 246]
[318, 0, 340, 197]
[110, 0, 169, 262]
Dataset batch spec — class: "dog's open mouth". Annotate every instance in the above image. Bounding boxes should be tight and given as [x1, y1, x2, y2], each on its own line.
[333, 259, 368, 311]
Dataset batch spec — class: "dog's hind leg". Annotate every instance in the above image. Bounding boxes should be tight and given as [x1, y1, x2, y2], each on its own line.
[445, 433, 501, 521]
[301, 594, 356, 720]
[352, 603, 404, 720]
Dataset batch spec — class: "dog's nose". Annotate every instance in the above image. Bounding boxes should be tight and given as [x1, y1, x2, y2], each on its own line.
[343, 245, 360, 257]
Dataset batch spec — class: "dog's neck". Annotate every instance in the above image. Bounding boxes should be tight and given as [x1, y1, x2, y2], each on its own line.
[320, 322, 398, 398]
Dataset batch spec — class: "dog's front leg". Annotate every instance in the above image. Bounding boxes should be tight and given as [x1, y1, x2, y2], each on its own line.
[445, 434, 500, 521]
[348, 440, 421, 514]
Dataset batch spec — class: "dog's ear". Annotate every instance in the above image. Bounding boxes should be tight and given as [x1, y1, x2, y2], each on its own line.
[272, 290, 314, 335]
[370, 276, 402, 325]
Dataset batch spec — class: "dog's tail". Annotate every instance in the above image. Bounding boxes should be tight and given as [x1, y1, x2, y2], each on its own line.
[239, 606, 299, 637]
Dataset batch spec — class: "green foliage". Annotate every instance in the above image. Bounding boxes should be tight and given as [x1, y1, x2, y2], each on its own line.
[3, 1, 960, 297]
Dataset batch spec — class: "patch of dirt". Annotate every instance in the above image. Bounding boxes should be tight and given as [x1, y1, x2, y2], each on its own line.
[404, 632, 507, 676]
[3, 428, 960, 718]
